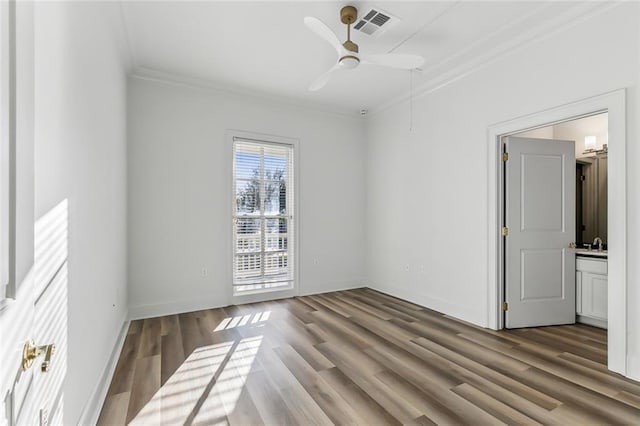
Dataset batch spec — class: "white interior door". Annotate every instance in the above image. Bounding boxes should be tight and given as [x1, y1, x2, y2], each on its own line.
[504, 136, 576, 328]
[0, 2, 66, 425]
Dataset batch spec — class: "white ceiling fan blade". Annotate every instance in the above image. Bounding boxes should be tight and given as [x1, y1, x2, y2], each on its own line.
[304, 17, 344, 55]
[308, 64, 340, 91]
[360, 53, 425, 69]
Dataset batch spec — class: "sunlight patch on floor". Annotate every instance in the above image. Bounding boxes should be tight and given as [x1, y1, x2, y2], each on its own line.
[129, 336, 263, 425]
[214, 311, 271, 331]
[193, 336, 263, 424]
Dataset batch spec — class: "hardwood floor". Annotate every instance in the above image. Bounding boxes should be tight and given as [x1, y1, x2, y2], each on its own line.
[97, 288, 640, 425]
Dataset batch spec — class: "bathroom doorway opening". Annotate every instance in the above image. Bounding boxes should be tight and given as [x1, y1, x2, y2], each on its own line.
[486, 90, 627, 376]
[506, 113, 609, 329]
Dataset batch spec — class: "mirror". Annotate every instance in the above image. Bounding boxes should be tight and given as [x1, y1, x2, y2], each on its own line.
[576, 154, 607, 247]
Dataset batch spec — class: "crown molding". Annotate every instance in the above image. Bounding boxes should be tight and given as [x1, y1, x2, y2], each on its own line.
[119, 0, 361, 119]
[369, 0, 623, 117]
[130, 67, 363, 120]
[122, 1, 622, 121]
[415, 1, 553, 82]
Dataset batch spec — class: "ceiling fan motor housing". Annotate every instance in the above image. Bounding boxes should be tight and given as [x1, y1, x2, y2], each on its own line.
[340, 6, 358, 25]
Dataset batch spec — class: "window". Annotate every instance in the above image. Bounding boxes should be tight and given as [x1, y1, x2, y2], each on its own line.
[232, 137, 295, 295]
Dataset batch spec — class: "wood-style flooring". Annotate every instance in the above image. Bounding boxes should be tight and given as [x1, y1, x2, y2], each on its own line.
[97, 288, 640, 425]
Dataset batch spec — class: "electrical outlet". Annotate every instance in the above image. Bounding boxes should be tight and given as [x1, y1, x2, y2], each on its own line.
[313, 259, 319, 265]
[201, 268, 207, 277]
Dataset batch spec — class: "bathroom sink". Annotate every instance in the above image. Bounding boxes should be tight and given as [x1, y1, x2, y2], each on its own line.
[575, 248, 607, 258]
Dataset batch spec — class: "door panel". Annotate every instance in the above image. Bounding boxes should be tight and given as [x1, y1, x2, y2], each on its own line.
[590, 275, 608, 319]
[582, 272, 608, 320]
[32, 262, 67, 426]
[520, 249, 564, 300]
[2, 207, 68, 425]
[0, 283, 35, 425]
[521, 154, 564, 231]
[505, 137, 576, 328]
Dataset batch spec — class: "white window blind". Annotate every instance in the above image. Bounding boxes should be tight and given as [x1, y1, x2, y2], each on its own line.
[233, 138, 294, 295]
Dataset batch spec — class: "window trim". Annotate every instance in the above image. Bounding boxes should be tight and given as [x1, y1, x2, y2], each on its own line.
[226, 130, 299, 302]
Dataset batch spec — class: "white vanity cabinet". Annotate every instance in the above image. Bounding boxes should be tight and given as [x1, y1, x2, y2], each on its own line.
[576, 256, 608, 328]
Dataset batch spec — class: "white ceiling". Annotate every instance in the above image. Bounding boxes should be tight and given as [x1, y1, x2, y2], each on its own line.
[120, 1, 608, 115]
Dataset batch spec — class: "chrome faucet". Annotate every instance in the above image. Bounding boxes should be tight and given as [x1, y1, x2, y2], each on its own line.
[593, 237, 603, 252]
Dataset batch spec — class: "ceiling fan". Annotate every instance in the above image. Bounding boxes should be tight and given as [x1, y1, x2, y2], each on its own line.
[304, 5, 425, 91]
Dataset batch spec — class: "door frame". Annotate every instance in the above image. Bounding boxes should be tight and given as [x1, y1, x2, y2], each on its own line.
[487, 89, 627, 376]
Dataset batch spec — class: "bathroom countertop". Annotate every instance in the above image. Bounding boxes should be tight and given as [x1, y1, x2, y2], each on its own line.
[575, 248, 608, 259]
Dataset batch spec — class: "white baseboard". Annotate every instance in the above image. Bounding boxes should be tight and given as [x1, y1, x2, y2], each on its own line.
[298, 280, 365, 297]
[129, 295, 229, 320]
[77, 316, 130, 426]
[628, 354, 640, 381]
[366, 280, 486, 327]
[129, 281, 365, 320]
[577, 314, 607, 329]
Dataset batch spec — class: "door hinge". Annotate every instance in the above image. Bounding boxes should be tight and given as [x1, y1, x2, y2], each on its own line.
[502, 152, 509, 161]
[501, 227, 509, 236]
[502, 302, 509, 311]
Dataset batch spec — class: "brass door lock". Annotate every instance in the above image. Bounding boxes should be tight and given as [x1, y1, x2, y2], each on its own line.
[22, 340, 56, 372]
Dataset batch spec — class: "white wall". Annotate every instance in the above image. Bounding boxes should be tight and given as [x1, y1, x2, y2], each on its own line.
[34, 2, 128, 424]
[127, 77, 366, 317]
[365, 3, 640, 378]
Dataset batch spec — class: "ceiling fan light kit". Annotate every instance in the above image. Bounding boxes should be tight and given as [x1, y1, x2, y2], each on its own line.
[305, 5, 425, 91]
[339, 55, 360, 69]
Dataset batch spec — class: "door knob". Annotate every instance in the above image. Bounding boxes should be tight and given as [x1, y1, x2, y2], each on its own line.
[22, 340, 56, 372]
[568, 242, 577, 248]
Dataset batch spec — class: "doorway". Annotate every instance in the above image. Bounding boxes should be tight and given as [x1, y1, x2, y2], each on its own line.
[504, 113, 608, 329]
[486, 90, 627, 376]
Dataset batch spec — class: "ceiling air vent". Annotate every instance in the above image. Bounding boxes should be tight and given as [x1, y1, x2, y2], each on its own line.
[353, 8, 400, 38]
